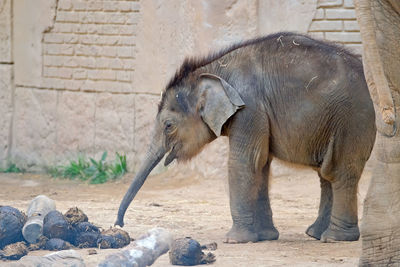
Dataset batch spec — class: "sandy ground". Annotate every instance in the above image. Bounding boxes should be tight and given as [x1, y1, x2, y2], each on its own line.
[0, 165, 371, 266]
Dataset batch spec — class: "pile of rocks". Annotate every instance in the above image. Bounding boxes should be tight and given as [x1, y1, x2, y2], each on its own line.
[42, 208, 130, 250]
[1, 195, 217, 266]
[0, 197, 130, 261]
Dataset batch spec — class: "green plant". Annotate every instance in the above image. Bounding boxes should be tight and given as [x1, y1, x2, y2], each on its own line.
[110, 152, 127, 177]
[51, 152, 128, 184]
[0, 163, 24, 173]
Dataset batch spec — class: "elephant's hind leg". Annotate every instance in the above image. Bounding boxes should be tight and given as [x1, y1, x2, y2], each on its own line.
[320, 175, 361, 242]
[306, 174, 332, 240]
[318, 138, 363, 242]
[254, 159, 279, 241]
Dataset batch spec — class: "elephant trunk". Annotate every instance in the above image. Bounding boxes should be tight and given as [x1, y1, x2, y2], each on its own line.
[354, 0, 396, 126]
[115, 136, 166, 227]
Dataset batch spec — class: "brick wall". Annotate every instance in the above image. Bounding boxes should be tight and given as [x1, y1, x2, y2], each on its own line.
[42, 0, 139, 92]
[309, 0, 362, 54]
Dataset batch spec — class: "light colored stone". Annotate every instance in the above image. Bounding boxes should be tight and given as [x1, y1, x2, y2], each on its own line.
[314, 8, 325, 20]
[39, 0, 138, 92]
[94, 93, 135, 168]
[325, 8, 356, 20]
[308, 32, 325, 39]
[13, 0, 57, 87]
[343, 0, 355, 8]
[59, 0, 73, 11]
[325, 31, 361, 42]
[258, 0, 318, 34]
[56, 91, 96, 157]
[0, 65, 12, 166]
[11, 87, 57, 169]
[134, 0, 258, 94]
[133, 94, 159, 169]
[81, 80, 132, 93]
[344, 20, 360, 31]
[318, 0, 343, 7]
[309, 20, 343, 31]
[0, 0, 12, 62]
[199, 1, 258, 48]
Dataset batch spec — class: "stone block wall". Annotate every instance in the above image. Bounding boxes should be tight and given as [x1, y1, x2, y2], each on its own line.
[309, 0, 362, 54]
[42, 0, 138, 92]
[0, 0, 364, 176]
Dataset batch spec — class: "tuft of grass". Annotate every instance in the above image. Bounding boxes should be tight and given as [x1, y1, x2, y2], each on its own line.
[50, 152, 127, 184]
[0, 163, 24, 173]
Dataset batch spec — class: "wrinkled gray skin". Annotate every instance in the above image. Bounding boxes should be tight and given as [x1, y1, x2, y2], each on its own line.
[355, 0, 400, 265]
[116, 32, 376, 244]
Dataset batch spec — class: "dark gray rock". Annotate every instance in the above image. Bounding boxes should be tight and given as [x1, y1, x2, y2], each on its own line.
[45, 238, 73, 251]
[0, 206, 26, 249]
[169, 238, 216, 266]
[98, 228, 130, 249]
[43, 210, 73, 242]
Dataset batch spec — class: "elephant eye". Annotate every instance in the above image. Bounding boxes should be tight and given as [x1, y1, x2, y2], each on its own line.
[164, 121, 174, 132]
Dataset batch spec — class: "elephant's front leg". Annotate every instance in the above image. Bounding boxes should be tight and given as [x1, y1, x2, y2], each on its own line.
[255, 160, 279, 241]
[225, 122, 272, 243]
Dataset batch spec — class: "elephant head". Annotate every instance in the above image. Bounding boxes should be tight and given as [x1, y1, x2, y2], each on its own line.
[115, 70, 245, 227]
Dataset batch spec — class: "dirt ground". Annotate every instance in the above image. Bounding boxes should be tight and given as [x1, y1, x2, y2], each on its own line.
[0, 165, 371, 267]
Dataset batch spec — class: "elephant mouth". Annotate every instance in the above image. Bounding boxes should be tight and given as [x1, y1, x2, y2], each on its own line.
[164, 145, 178, 166]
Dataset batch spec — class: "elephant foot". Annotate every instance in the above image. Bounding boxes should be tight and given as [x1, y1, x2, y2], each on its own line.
[320, 223, 359, 242]
[306, 218, 330, 240]
[257, 227, 279, 241]
[306, 224, 323, 240]
[224, 227, 258, 244]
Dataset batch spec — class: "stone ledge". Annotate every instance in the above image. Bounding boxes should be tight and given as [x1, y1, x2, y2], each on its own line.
[325, 9, 356, 20]
[318, 0, 343, 7]
[325, 31, 361, 43]
[309, 20, 343, 31]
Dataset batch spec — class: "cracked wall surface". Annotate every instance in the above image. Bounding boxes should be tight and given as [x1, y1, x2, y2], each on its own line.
[0, 0, 12, 168]
[0, 0, 12, 62]
[1, 0, 363, 175]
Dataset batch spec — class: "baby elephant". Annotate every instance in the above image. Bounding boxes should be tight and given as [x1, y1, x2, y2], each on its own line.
[115, 32, 376, 243]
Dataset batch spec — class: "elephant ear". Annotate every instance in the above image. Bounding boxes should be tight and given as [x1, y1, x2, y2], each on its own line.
[197, 73, 245, 136]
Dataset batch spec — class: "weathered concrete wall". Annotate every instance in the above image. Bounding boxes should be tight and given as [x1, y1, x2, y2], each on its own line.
[1, 0, 364, 176]
[0, 0, 12, 62]
[0, 0, 12, 168]
[12, 0, 139, 169]
[0, 65, 12, 167]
